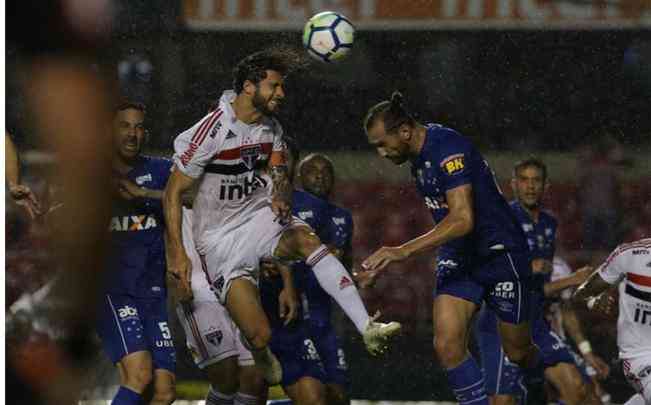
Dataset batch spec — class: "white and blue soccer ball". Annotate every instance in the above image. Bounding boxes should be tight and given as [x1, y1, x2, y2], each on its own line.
[302, 11, 355, 63]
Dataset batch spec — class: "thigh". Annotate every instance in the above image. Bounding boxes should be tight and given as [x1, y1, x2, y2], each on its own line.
[274, 223, 320, 261]
[152, 369, 176, 398]
[271, 332, 327, 388]
[623, 356, 651, 401]
[225, 278, 270, 342]
[176, 299, 244, 369]
[482, 251, 532, 326]
[201, 238, 259, 305]
[141, 298, 176, 374]
[434, 254, 485, 307]
[96, 294, 149, 364]
[433, 294, 478, 343]
[544, 362, 584, 394]
[283, 376, 327, 405]
[532, 324, 575, 369]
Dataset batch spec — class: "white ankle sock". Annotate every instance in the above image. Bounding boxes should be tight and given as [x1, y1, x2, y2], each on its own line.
[206, 386, 234, 405]
[307, 246, 370, 333]
[234, 392, 259, 405]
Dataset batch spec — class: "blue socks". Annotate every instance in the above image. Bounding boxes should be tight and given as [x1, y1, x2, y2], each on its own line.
[111, 386, 143, 405]
[446, 356, 489, 405]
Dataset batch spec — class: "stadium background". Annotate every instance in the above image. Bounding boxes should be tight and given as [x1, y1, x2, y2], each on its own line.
[5, 0, 651, 402]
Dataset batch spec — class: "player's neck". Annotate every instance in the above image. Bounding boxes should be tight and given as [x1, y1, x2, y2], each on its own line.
[410, 124, 428, 157]
[113, 157, 135, 175]
[232, 95, 263, 124]
[521, 203, 541, 222]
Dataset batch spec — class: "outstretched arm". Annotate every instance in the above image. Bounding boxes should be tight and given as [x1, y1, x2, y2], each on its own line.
[561, 301, 610, 378]
[269, 150, 292, 223]
[363, 184, 473, 272]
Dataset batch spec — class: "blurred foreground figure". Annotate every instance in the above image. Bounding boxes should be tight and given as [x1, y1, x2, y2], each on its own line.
[574, 239, 651, 405]
[7, 1, 115, 403]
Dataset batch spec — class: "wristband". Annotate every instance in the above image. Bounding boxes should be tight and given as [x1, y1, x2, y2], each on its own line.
[587, 296, 597, 310]
[578, 340, 593, 355]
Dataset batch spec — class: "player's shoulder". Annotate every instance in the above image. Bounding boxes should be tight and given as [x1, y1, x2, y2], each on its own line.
[539, 210, 558, 226]
[259, 115, 283, 135]
[613, 238, 651, 258]
[142, 155, 174, 172]
[293, 189, 328, 209]
[329, 203, 352, 220]
[425, 123, 474, 162]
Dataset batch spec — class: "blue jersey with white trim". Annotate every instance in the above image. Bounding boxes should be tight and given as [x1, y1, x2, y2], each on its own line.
[411, 124, 527, 257]
[106, 156, 172, 298]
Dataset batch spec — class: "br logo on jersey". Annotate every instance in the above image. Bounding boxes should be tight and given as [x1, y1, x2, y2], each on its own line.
[109, 215, 158, 232]
[241, 144, 262, 170]
[441, 153, 465, 175]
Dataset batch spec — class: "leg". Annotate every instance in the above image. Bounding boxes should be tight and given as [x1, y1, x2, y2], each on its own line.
[325, 383, 349, 405]
[235, 365, 267, 405]
[433, 294, 487, 405]
[544, 363, 588, 405]
[204, 357, 241, 402]
[283, 377, 328, 405]
[497, 320, 539, 370]
[490, 395, 518, 405]
[119, 351, 154, 395]
[150, 369, 176, 405]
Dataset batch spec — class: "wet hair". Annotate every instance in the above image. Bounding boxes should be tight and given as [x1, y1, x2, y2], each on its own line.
[283, 135, 300, 163]
[115, 101, 146, 115]
[363, 91, 416, 134]
[232, 47, 306, 94]
[513, 157, 547, 182]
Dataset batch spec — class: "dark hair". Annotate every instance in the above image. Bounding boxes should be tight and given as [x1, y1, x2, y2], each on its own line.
[513, 157, 547, 182]
[363, 91, 416, 134]
[232, 47, 306, 94]
[115, 101, 146, 115]
[283, 135, 300, 163]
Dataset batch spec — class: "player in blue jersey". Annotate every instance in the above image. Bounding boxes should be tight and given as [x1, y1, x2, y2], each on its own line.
[475, 158, 608, 405]
[361, 92, 542, 405]
[96, 102, 176, 405]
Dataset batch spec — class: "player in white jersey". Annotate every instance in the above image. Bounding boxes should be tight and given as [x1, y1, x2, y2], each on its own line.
[574, 238, 651, 405]
[163, 49, 400, 394]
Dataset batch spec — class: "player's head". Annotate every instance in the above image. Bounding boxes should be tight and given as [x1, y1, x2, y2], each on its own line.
[299, 153, 335, 199]
[283, 135, 300, 182]
[112, 101, 146, 162]
[511, 157, 548, 209]
[364, 91, 417, 165]
[232, 47, 302, 116]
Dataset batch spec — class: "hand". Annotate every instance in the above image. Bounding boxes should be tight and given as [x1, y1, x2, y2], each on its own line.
[584, 352, 610, 379]
[116, 178, 147, 200]
[362, 246, 408, 272]
[278, 287, 298, 326]
[260, 258, 280, 278]
[353, 268, 380, 289]
[572, 266, 594, 286]
[593, 291, 617, 319]
[166, 250, 193, 303]
[8, 183, 42, 219]
[531, 258, 553, 274]
[271, 194, 292, 224]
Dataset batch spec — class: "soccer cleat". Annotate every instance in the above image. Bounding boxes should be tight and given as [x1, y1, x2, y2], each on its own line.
[362, 311, 401, 355]
[256, 347, 283, 385]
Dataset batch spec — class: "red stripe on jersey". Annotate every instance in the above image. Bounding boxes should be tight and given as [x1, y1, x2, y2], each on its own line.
[191, 109, 222, 144]
[195, 110, 223, 146]
[213, 142, 273, 161]
[627, 272, 651, 287]
[604, 242, 651, 267]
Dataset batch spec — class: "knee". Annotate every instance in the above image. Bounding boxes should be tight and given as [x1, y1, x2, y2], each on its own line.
[563, 374, 588, 403]
[294, 227, 323, 258]
[501, 341, 534, 368]
[297, 386, 327, 405]
[433, 334, 466, 368]
[239, 366, 266, 395]
[153, 387, 176, 405]
[123, 362, 154, 391]
[244, 324, 271, 351]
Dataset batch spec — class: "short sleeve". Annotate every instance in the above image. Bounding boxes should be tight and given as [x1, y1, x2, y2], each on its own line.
[598, 246, 627, 285]
[173, 111, 225, 178]
[437, 133, 473, 192]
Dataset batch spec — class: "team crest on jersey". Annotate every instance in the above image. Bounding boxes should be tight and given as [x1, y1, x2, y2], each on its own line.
[241, 144, 262, 170]
[332, 217, 346, 226]
[441, 153, 465, 175]
[298, 211, 314, 220]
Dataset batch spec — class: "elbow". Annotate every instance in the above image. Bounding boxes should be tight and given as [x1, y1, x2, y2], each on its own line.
[458, 211, 474, 236]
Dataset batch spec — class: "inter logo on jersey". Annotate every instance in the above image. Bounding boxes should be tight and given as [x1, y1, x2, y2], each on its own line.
[441, 153, 465, 175]
[109, 215, 158, 232]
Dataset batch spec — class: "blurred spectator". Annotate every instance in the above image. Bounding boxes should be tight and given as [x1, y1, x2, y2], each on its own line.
[576, 130, 624, 250]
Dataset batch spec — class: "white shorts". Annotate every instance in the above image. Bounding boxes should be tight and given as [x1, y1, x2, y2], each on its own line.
[200, 206, 307, 304]
[176, 299, 254, 368]
[622, 355, 651, 403]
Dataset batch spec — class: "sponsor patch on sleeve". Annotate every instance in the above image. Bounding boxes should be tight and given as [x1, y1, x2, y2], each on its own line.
[440, 153, 466, 175]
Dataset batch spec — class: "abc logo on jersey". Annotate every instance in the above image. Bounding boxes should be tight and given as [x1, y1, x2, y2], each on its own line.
[118, 305, 138, 319]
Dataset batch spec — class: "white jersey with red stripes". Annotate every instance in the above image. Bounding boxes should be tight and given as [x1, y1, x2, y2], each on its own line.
[173, 90, 284, 254]
[598, 238, 651, 359]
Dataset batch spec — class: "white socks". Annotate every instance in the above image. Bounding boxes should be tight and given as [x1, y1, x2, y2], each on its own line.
[206, 386, 234, 405]
[234, 392, 259, 405]
[307, 246, 370, 333]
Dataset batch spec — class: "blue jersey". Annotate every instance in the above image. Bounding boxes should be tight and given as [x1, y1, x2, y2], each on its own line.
[327, 204, 354, 252]
[106, 156, 173, 298]
[411, 124, 527, 258]
[260, 190, 331, 328]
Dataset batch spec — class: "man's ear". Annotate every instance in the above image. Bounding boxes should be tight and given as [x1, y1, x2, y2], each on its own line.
[242, 80, 256, 96]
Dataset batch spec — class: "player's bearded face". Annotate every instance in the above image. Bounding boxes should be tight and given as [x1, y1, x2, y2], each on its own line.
[252, 70, 285, 115]
[514, 166, 545, 209]
[113, 109, 145, 161]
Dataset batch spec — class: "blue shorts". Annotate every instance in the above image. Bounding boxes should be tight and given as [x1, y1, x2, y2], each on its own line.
[96, 294, 176, 373]
[436, 250, 533, 324]
[310, 326, 349, 387]
[476, 314, 576, 395]
[269, 325, 326, 387]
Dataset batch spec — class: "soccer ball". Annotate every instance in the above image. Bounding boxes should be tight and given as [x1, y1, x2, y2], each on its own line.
[302, 11, 355, 63]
